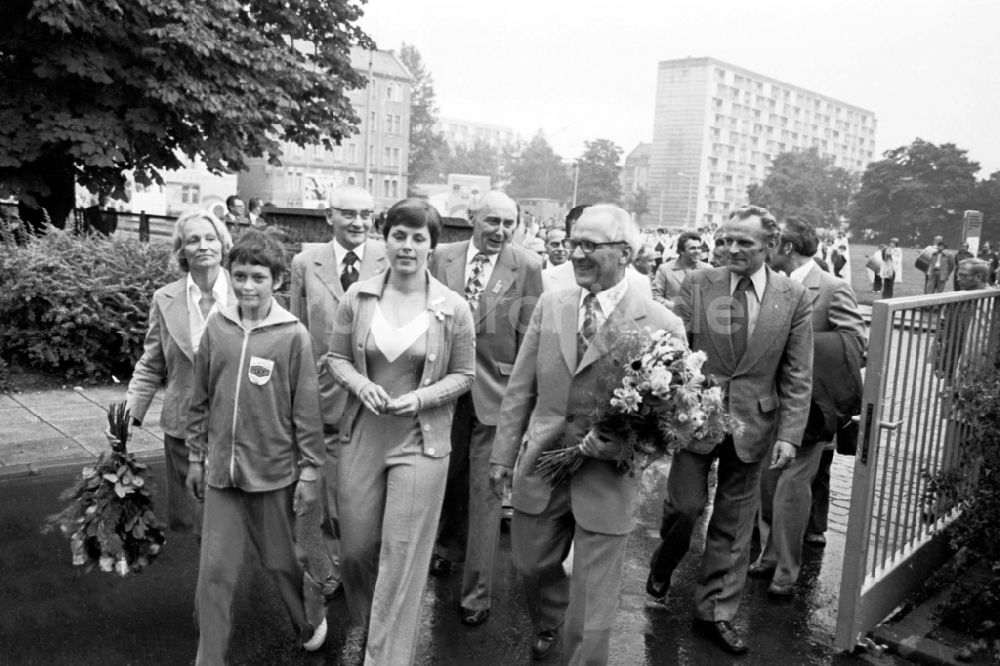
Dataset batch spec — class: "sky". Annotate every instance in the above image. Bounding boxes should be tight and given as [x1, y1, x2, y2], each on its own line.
[360, 0, 1000, 176]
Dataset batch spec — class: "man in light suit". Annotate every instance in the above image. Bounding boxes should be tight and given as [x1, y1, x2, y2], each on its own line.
[652, 231, 710, 311]
[490, 205, 685, 664]
[921, 236, 956, 294]
[289, 185, 387, 600]
[646, 205, 813, 655]
[752, 217, 866, 595]
[429, 190, 544, 626]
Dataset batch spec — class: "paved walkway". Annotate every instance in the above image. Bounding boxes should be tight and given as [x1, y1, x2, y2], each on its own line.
[0, 385, 165, 477]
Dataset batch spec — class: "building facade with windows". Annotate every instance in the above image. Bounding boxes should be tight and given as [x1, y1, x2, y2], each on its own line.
[621, 142, 651, 195]
[238, 47, 412, 210]
[435, 118, 519, 151]
[649, 57, 876, 228]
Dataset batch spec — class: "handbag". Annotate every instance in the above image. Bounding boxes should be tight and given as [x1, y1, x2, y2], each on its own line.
[865, 254, 883, 272]
[915, 249, 934, 273]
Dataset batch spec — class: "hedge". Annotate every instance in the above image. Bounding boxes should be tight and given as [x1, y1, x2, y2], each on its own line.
[0, 228, 175, 381]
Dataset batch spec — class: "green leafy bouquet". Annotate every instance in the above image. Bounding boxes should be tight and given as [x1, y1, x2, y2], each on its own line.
[535, 329, 741, 486]
[44, 402, 165, 576]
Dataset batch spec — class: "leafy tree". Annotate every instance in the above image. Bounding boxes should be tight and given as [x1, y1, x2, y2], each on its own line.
[624, 187, 650, 218]
[443, 140, 502, 185]
[575, 139, 623, 205]
[745, 147, 855, 229]
[0, 0, 372, 227]
[506, 132, 572, 202]
[398, 43, 447, 185]
[849, 139, 980, 246]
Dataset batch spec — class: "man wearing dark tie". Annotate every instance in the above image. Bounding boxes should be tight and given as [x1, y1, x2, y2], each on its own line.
[429, 191, 544, 626]
[289, 185, 387, 600]
[646, 205, 813, 655]
[490, 205, 685, 663]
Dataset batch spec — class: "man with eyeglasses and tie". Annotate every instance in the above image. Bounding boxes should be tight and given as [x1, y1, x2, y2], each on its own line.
[645, 205, 813, 656]
[428, 190, 544, 628]
[490, 204, 684, 663]
[289, 185, 388, 602]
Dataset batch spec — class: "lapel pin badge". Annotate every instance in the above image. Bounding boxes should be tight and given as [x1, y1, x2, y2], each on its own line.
[492, 281, 503, 294]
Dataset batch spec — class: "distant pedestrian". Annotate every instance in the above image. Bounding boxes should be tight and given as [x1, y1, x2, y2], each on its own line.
[977, 241, 998, 285]
[247, 197, 268, 228]
[918, 236, 955, 294]
[223, 195, 248, 233]
[831, 245, 847, 278]
[953, 242, 974, 290]
[186, 230, 328, 663]
[880, 245, 896, 298]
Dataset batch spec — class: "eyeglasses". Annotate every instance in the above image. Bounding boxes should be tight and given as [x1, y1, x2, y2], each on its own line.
[331, 208, 373, 221]
[561, 238, 627, 254]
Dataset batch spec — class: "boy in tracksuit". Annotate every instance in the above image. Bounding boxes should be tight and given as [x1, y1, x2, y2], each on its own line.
[186, 230, 327, 664]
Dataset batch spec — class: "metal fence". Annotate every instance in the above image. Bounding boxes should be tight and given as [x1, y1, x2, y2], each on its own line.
[835, 288, 1000, 652]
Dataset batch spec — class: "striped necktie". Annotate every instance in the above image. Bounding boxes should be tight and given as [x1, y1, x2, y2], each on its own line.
[340, 250, 359, 292]
[577, 292, 598, 364]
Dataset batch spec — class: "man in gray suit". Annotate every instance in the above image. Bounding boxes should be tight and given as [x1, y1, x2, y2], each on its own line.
[751, 217, 866, 595]
[429, 190, 544, 626]
[491, 205, 685, 663]
[646, 205, 813, 655]
[289, 185, 388, 600]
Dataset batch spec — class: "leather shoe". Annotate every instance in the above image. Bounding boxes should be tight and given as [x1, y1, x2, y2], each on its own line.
[530, 629, 558, 660]
[747, 561, 775, 578]
[804, 532, 827, 546]
[692, 619, 748, 655]
[645, 571, 671, 600]
[460, 607, 489, 626]
[768, 581, 795, 597]
[321, 577, 343, 602]
[429, 553, 455, 577]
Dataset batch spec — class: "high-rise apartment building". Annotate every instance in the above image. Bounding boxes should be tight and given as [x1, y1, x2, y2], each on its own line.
[435, 118, 519, 151]
[649, 57, 876, 228]
[238, 47, 412, 210]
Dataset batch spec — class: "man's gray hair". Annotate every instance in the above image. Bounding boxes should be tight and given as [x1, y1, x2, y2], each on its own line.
[586, 204, 642, 258]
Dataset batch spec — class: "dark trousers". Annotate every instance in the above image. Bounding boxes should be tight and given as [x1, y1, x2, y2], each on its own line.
[881, 277, 895, 299]
[650, 438, 765, 621]
[873, 275, 883, 292]
[163, 433, 203, 534]
[808, 449, 835, 535]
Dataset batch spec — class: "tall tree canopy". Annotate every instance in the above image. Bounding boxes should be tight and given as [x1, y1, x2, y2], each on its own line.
[849, 139, 980, 245]
[745, 147, 855, 228]
[442, 140, 503, 186]
[398, 43, 446, 186]
[0, 0, 372, 225]
[506, 132, 572, 201]
[575, 139, 623, 205]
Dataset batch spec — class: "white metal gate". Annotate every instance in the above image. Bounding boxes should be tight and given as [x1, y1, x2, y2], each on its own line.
[834, 288, 1000, 652]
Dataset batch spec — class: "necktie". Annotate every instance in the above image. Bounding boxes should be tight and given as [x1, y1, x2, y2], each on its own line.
[731, 276, 752, 360]
[577, 292, 598, 364]
[340, 250, 359, 292]
[465, 253, 489, 310]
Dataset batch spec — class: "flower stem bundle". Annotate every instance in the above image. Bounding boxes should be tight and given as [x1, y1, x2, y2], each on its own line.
[44, 401, 165, 576]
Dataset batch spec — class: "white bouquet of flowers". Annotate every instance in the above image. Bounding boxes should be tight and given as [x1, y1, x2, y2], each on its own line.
[535, 329, 741, 486]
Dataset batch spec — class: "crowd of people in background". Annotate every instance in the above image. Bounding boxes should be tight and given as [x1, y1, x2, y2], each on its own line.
[115, 183, 1000, 665]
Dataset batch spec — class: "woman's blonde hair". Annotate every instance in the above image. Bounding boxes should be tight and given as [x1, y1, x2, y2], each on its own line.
[171, 209, 233, 272]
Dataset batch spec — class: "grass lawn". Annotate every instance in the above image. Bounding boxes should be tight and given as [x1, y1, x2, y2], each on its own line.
[846, 243, 952, 306]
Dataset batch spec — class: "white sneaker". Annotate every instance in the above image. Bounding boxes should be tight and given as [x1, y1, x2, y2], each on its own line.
[303, 617, 328, 652]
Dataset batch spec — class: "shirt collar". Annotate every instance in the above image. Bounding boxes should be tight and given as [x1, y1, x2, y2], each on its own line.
[730, 264, 767, 300]
[788, 261, 814, 284]
[467, 241, 500, 266]
[333, 238, 365, 264]
[186, 270, 230, 304]
[579, 276, 629, 316]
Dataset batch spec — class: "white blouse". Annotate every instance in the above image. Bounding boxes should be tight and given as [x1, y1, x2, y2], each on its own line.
[370, 304, 429, 363]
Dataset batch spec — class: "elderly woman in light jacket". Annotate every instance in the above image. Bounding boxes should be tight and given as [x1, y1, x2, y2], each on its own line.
[124, 210, 234, 533]
[326, 199, 475, 666]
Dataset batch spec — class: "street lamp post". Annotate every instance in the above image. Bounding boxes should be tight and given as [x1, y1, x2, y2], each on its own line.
[676, 171, 695, 229]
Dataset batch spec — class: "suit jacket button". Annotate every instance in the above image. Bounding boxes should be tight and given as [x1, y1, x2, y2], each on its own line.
[428, 353, 437, 361]
[423, 378, 431, 386]
[426, 447, 436, 455]
[566, 415, 575, 423]
[423, 424, 431, 431]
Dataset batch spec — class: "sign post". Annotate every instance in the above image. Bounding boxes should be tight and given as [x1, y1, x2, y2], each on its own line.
[963, 210, 983, 256]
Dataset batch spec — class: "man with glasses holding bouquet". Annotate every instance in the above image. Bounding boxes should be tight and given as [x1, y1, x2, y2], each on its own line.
[290, 185, 388, 601]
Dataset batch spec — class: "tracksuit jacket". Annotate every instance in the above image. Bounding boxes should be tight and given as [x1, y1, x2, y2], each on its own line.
[187, 302, 325, 491]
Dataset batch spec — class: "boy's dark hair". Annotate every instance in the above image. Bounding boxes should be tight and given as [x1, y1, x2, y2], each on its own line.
[228, 230, 287, 281]
[677, 231, 703, 253]
[382, 198, 442, 248]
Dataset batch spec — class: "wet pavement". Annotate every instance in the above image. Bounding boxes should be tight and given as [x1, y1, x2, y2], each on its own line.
[0, 454, 877, 665]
